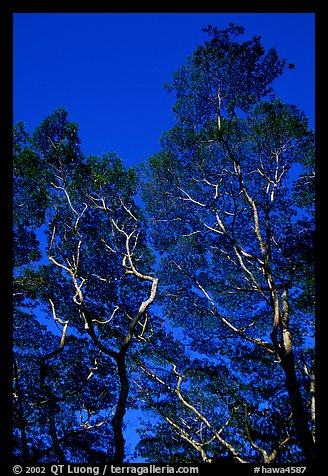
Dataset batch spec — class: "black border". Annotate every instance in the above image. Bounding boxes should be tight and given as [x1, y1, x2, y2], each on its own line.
[2, 1, 322, 472]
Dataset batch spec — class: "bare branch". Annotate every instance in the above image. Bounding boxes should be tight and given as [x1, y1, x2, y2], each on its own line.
[92, 306, 120, 325]
[171, 364, 247, 463]
[177, 186, 207, 208]
[244, 404, 291, 463]
[119, 197, 138, 222]
[170, 260, 274, 354]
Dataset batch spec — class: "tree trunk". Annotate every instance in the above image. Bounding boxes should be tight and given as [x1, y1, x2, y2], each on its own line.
[47, 389, 67, 463]
[277, 290, 315, 462]
[112, 355, 130, 463]
[14, 360, 29, 463]
[279, 349, 315, 462]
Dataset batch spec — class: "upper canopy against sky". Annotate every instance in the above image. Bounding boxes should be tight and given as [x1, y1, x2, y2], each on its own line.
[13, 13, 315, 167]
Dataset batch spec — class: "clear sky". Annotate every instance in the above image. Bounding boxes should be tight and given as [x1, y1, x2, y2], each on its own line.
[13, 13, 315, 168]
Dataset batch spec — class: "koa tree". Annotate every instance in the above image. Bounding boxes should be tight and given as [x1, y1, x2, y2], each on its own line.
[13, 109, 158, 463]
[137, 24, 315, 463]
[13, 24, 315, 465]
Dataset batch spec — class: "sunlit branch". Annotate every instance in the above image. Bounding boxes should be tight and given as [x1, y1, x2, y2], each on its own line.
[244, 404, 290, 463]
[137, 362, 244, 463]
[49, 298, 69, 328]
[163, 414, 211, 462]
[191, 176, 221, 200]
[170, 259, 274, 354]
[171, 364, 247, 463]
[100, 237, 118, 254]
[177, 186, 207, 208]
[51, 182, 88, 234]
[232, 244, 268, 302]
[92, 306, 120, 325]
[119, 196, 138, 222]
[302, 358, 315, 440]
[87, 194, 113, 212]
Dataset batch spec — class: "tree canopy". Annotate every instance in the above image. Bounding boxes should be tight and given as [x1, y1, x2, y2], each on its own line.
[13, 24, 315, 465]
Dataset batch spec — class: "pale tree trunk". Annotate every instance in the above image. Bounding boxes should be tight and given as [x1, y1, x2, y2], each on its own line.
[271, 289, 315, 462]
[222, 139, 315, 462]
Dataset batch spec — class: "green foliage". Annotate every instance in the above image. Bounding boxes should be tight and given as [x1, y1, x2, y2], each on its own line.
[165, 23, 286, 128]
[138, 24, 314, 464]
[13, 24, 314, 465]
[13, 108, 156, 463]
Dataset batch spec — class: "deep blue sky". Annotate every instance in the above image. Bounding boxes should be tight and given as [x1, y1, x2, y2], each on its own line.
[13, 13, 315, 167]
